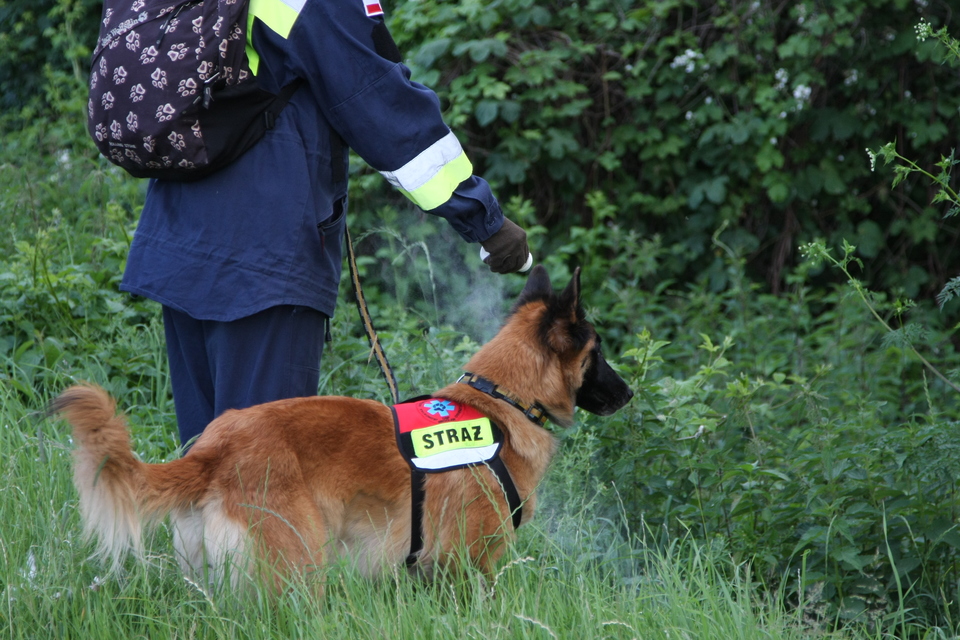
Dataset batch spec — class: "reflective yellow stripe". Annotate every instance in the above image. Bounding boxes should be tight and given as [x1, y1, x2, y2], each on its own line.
[409, 417, 496, 458]
[246, 0, 305, 74]
[381, 131, 474, 211]
[397, 153, 472, 210]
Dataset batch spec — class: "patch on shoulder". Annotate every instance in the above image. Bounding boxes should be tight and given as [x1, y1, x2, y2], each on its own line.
[393, 398, 502, 472]
[362, 0, 384, 17]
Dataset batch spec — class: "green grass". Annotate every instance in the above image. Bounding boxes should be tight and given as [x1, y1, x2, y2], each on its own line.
[1, 367, 851, 640]
[2, 220, 959, 637]
[6, 120, 960, 639]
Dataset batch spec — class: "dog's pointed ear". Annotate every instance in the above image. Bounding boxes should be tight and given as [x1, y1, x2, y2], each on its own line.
[515, 264, 553, 307]
[544, 267, 588, 354]
[557, 267, 583, 324]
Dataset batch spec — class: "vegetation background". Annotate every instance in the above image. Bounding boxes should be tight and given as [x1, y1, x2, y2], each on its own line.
[3, 0, 960, 636]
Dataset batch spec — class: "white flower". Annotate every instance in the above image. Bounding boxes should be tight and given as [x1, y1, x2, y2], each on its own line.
[670, 48, 704, 74]
[775, 68, 789, 91]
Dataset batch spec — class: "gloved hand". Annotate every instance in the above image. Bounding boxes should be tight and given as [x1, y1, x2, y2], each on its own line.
[480, 218, 532, 274]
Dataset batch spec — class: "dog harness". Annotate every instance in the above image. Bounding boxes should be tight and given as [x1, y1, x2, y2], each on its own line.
[392, 393, 524, 566]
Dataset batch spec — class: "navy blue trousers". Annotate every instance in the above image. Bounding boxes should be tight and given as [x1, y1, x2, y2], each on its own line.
[162, 305, 327, 448]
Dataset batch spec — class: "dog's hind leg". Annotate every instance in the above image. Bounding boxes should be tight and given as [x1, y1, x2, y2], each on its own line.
[171, 507, 205, 581]
[231, 488, 328, 594]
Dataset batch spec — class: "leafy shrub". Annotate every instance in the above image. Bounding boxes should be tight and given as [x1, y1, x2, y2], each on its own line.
[0, 0, 100, 115]
[578, 245, 960, 631]
[7, 0, 960, 297]
[389, 0, 960, 296]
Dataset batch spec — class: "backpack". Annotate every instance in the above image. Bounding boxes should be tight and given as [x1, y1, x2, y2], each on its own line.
[87, 0, 301, 181]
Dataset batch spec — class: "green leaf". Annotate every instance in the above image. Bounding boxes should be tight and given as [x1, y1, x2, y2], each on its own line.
[475, 100, 499, 126]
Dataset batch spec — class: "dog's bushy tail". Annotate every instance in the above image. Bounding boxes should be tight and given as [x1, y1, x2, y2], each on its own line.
[52, 384, 207, 569]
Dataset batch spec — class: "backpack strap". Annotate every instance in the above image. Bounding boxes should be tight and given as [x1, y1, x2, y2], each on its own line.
[262, 77, 305, 129]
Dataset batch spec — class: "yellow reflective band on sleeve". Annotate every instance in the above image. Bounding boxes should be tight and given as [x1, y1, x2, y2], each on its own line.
[246, 0, 306, 75]
[397, 153, 472, 211]
[380, 131, 474, 211]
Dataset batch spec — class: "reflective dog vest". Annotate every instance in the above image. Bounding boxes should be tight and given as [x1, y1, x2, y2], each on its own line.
[393, 398, 503, 471]
[392, 397, 523, 565]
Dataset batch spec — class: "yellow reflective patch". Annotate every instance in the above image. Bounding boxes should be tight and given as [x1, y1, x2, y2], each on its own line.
[410, 417, 495, 458]
[247, 0, 303, 75]
[245, 42, 261, 76]
[249, 0, 301, 37]
[399, 152, 473, 211]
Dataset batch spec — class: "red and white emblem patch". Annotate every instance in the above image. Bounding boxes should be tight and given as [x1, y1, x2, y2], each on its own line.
[363, 0, 383, 17]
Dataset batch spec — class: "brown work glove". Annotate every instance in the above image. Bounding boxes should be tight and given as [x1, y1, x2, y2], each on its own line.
[480, 218, 531, 274]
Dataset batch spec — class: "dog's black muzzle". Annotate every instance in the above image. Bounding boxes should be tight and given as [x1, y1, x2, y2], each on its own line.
[576, 349, 633, 416]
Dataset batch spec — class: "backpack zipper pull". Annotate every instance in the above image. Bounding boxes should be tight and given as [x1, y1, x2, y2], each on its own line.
[198, 70, 220, 108]
[193, 70, 220, 107]
[156, 2, 192, 46]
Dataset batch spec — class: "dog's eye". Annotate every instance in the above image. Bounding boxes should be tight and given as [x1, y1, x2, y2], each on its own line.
[581, 337, 600, 370]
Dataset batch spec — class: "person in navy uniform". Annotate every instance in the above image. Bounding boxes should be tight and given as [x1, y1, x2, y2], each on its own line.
[121, 0, 530, 447]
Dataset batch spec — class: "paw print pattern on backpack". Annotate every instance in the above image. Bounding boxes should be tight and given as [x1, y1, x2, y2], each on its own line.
[87, 0, 301, 181]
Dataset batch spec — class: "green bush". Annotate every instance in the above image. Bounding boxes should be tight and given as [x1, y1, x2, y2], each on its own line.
[578, 246, 960, 631]
[6, 0, 960, 296]
[0, 0, 100, 114]
[389, 0, 960, 295]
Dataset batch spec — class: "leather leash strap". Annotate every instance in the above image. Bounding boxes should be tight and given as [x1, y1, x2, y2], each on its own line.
[345, 224, 400, 405]
[344, 229, 522, 567]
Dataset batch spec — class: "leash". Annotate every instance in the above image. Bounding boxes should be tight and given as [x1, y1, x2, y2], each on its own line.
[345, 225, 426, 563]
[344, 227, 523, 566]
[344, 224, 400, 405]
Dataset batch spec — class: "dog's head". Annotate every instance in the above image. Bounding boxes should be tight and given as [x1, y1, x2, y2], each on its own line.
[458, 265, 634, 429]
[511, 265, 633, 419]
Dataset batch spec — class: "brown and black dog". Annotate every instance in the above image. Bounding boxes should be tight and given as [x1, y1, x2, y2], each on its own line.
[52, 265, 632, 590]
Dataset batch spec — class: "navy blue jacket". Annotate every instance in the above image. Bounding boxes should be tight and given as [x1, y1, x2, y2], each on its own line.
[121, 0, 504, 321]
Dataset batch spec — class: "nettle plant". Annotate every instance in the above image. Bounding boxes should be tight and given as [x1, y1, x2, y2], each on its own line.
[867, 22, 960, 311]
[841, 20, 960, 382]
[584, 254, 960, 631]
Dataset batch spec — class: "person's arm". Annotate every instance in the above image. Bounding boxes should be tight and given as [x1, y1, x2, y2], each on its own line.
[247, 0, 529, 271]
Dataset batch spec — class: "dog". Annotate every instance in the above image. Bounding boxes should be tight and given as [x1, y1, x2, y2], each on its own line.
[52, 265, 633, 591]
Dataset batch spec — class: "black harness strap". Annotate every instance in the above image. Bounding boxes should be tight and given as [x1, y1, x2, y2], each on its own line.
[490, 456, 524, 530]
[406, 469, 426, 566]
[404, 454, 523, 566]
[457, 373, 551, 428]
